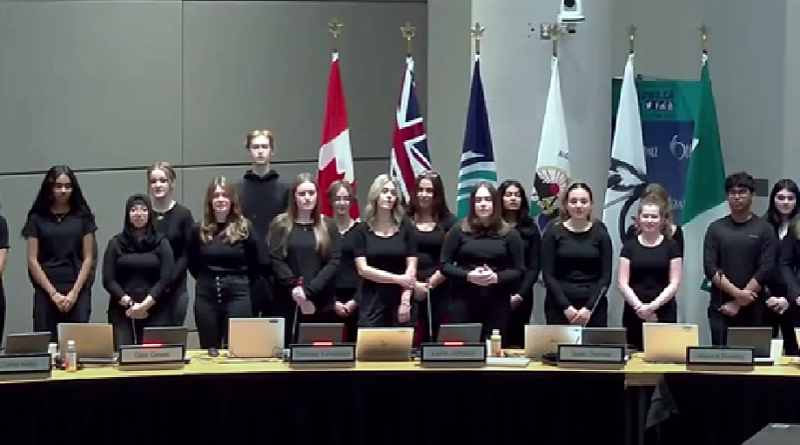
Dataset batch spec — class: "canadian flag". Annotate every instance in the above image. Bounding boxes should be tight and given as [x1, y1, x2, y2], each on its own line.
[318, 51, 359, 218]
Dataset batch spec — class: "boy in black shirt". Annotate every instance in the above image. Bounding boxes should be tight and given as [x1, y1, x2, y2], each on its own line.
[703, 172, 777, 345]
[236, 130, 289, 316]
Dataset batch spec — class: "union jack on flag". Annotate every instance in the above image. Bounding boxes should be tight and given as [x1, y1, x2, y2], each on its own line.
[390, 56, 432, 201]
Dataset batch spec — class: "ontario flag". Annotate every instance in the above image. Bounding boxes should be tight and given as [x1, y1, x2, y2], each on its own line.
[390, 56, 432, 201]
[318, 51, 359, 218]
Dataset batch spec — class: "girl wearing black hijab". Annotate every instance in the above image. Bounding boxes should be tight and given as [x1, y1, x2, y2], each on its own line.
[103, 194, 174, 348]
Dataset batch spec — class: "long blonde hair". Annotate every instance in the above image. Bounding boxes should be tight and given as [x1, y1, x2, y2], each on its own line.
[363, 174, 404, 228]
[269, 173, 331, 258]
[200, 176, 250, 244]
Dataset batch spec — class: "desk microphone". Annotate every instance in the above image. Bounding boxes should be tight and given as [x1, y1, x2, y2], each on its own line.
[583, 286, 608, 327]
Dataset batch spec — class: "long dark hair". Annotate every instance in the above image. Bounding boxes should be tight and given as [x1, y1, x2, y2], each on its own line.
[407, 171, 452, 223]
[765, 179, 799, 234]
[117, 194, 162, 253]
[557, 182, 594, 222]
[498, 179, 533, 227]
[269, 173, 331, 258]
[461, 182, 509, 237]
[24, 165, 94, 234]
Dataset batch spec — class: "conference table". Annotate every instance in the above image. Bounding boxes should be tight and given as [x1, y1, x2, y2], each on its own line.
[1, 352, 800, 445]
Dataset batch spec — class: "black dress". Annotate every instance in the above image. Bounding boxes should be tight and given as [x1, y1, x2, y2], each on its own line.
[0, 215, 7, 340]
[541, 221, 613, 327]
[22, 211, 97, 341]
[412, 214, 457, 343]
[334, 221, 362, 342]
[504, 218, 541, 348]
[441, 224, 525, 340]
[270, 220, 341, 345]
[153, 203, 194, 325]
[776, 226, 800, 354]
[620, 236, 681, 350]
[353, 220, 417, 327]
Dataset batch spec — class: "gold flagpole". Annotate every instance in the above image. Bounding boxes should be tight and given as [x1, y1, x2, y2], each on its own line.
[699, 23, 709, 54]
[628, 24, 637, 54]
[401, 23, 416, 57]
[470, 22, 485, 56]
[328, 19, 343, 53]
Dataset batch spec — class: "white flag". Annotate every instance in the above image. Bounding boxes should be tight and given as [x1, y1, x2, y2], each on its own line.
[602, 53, 648, 326]
[531, 55, 571, 231]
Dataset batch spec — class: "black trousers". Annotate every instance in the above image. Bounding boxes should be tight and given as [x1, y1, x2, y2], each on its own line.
[108, 305, 171, 349]
[709, 301, 764, 346]
[194, 275, 252, 349]
[763, 304, 799, 355]
[162, 288, 190, 327]
[504, 292, 533, 348]
[449, 294, 511, 341]
[0, 285, 5, 341]
[33, 283, 92, 342]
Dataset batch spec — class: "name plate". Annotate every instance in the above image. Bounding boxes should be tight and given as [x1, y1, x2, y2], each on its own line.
[0, 354, 51, 375]
[288, 344, 356, 364]
[118, 345, 186, 366]
[687, 347, 754, 366]
[557, 345, 626, 364]
[420, 343, 486, 365]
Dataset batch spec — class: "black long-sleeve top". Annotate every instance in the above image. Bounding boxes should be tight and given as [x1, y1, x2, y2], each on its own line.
[780, 226, 800, 300]
[441, 225, 524, 299]
[269, 220, 341, 310]
[541, 221, 613, 310]
[703, 215, 776, 309]
[335, 222, 362, 292]
[413, 213, 457, 281]
[102, 236, 173, 305]
[514, 219, 542, 300]
[187, 224, 262, 283]
[153, 203, 194, 295]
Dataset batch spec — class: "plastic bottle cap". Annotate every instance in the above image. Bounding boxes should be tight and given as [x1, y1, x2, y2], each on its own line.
[68, 340, 75, 346]
[492, 329, 500, 335]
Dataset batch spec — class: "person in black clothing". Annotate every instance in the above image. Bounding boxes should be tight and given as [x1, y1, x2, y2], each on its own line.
[499, 179, 541, 348]
[407, 171, 456, 343]
[329, 180, 361, 342]
[767, 179, 800, 354]
[269, 173, 341, 345]
[624, 183, 684, 254]
[147, 162, 195, 326]
[704, 172, 777, 346]
[188, 176, 261, 353]
[103, 194, 174, 348]
[541, 182, 612, 326]
[442, 182, 524, 340]
[618, 195, 682, 350]
[237, 129, 289, 316]
[354, 174, 417, 327]
[22, 166, 97, 341]
[0, 211, 8, 340]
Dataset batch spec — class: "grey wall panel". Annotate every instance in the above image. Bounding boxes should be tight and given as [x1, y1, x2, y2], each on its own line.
[182, 1, 427, 166]
[0, 1, 182, 173]
[180, 158, 390, 217]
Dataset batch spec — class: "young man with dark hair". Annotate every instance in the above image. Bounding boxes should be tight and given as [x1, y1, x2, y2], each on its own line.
[703, 171, 777, 345]
[237, 129, 289, 316]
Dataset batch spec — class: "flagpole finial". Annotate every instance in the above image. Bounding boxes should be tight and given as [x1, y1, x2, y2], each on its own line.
[328, 19, 343, 52]
[699, 23, 709, 54]
[470, 22, 486, 56]
[549, 24, 563, 57]
[401, 23, 416, 56]
[628, 24, 637, 54]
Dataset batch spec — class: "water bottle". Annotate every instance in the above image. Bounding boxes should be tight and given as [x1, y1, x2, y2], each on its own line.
[490, 329, 502, 358]
[65, 340, 78, 372]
